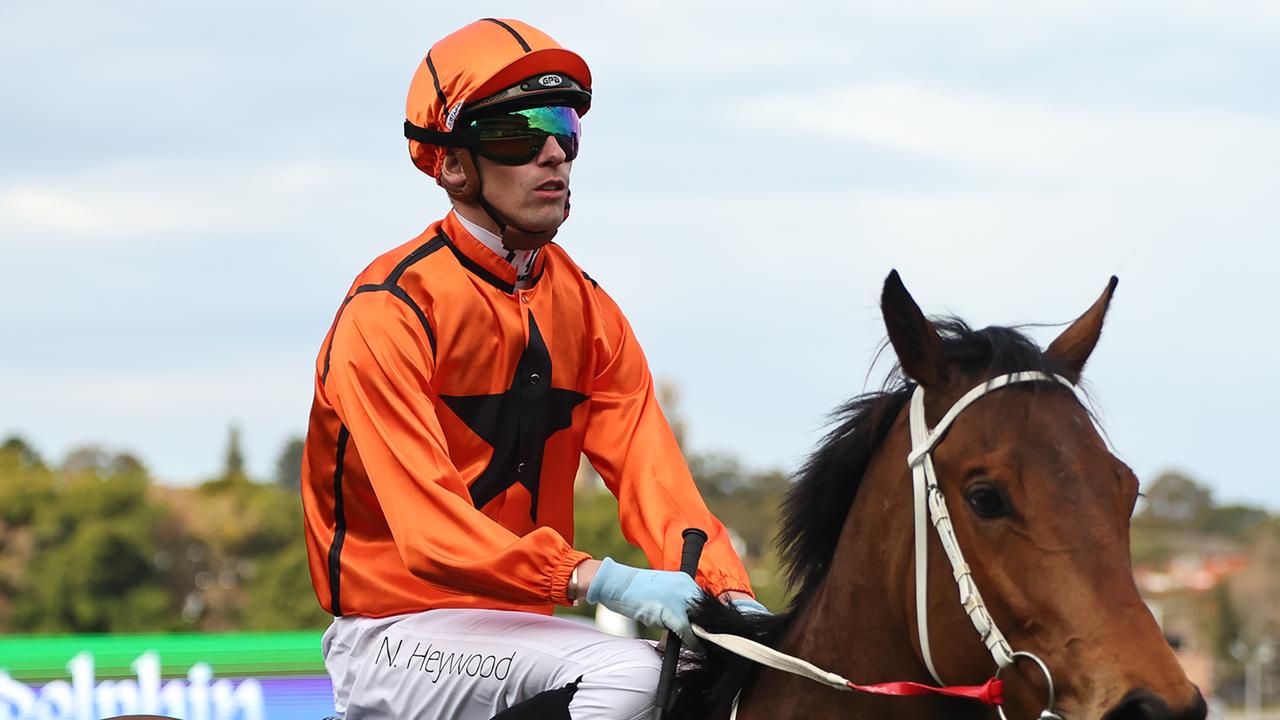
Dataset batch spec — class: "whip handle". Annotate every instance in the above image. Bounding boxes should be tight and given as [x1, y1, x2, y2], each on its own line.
[653, 528, 708, 720]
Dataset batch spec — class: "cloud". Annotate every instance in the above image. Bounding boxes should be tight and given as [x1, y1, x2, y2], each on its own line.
[0, 159, 358, 248]
[1, 188, 109, 238]
[725, 83, 1280, 189]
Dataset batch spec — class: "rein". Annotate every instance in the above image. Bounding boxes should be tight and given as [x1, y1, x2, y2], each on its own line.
[693, 371, 1073, 720]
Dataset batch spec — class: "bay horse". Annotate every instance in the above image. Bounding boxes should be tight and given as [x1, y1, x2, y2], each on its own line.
[672, 271, 1206, 720]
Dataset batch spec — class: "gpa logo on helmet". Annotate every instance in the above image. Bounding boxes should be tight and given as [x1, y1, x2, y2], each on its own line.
[537, 74, 564, 87]
[445, 100, 464, 131]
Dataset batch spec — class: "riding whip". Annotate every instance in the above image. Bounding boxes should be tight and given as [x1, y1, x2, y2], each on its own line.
[653, 527, 707, 720]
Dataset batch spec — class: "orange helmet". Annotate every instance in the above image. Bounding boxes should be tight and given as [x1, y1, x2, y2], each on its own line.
[405, 19, 593, 178]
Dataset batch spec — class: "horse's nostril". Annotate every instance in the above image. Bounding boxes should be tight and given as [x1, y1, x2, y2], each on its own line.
[1176, 689, 1209, 720]
[1101, 690, 1173, 720]
[1100, 688, 1208, 720]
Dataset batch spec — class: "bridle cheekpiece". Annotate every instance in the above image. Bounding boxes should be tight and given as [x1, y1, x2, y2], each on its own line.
[909, 370, 1074, 719]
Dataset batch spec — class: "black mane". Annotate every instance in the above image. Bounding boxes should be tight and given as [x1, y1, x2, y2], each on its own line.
[671, 319, 1074, 719]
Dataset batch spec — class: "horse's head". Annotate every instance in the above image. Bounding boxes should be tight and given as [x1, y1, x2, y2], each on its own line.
[880, 271, 1204, 720]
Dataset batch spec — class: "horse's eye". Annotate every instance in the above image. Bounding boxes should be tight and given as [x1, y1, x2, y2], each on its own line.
[965, 483, 1010, 519]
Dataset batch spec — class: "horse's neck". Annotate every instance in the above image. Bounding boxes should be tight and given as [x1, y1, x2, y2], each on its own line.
[792, 427, 922, 672]
[740, 430, 990, 719]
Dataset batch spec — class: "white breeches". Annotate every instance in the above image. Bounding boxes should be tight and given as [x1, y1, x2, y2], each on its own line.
[323, 608, 662, 719]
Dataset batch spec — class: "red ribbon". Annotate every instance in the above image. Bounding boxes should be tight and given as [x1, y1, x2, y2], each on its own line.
[844, 677, 1004, 705]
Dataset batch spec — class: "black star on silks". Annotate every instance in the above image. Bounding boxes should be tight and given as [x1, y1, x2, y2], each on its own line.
[441, 313, 588, 522]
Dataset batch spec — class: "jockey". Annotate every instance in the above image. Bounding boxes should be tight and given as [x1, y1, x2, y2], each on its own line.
[300, 18, 765, 719]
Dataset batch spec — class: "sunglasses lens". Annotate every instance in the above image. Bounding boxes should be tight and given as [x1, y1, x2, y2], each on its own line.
[519, 105, 580, 140]
[476, 132, 541, 164]
[554, 132, 579, 161]
[471, 106, 581, 165]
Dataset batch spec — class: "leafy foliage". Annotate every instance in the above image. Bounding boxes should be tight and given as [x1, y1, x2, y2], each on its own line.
[1139, 471, 1215, 525]
[224, 424, 246, 479]
[0, 438, 329, 634]
[274, 436, 305, 490]
[4, 452, 177, 633]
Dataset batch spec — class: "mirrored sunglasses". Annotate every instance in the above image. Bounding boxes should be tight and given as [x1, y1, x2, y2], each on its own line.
[468, 106, 581, 166]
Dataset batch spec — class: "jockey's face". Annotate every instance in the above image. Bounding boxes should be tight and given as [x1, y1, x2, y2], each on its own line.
[478, 134, 571, 232]
[446, 136, 571, 235]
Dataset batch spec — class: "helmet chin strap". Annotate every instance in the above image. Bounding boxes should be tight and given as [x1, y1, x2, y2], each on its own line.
[475, 192, 558, 251]
[449, 149, 562, 251]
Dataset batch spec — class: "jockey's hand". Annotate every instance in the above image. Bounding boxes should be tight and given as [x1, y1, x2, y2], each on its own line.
[717, 589, 770, 615]
[586, 557, 703, 646]
[727, 597, 770, 615]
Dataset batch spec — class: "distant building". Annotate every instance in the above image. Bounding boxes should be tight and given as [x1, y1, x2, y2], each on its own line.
[1136, 552, 1250, 594]
[1135, 550, 1252, 700]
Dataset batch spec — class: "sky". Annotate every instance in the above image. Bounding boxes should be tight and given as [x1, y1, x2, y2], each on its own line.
[2, 1, 1278, 508]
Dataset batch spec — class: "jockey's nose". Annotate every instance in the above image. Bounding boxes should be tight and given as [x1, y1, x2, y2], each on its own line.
[536, 134, 566, 165]
[1099, 688, 1207, 720]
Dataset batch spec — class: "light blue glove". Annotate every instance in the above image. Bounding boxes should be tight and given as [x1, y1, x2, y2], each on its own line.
[586, 557, 703, 646]
[729, 598, 771, 615]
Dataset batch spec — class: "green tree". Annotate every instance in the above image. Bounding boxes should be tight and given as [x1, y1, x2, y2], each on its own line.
[1198, 504, 1269, 540]
[1213, 583, 1243, 666]
[224, 424, 246, 479]
[184, 474, 330, 629]
[1, 435, 44, 470]
[0, 439, 55, 528]
[14, 458, 178, 633]
[243, 536, 331, 630]
[0, 434, 334, 634]
[60, 445, 112, 476]
[1138, 471, 1213, 526]
[274, 436, 305, 490]
[204, 424, 251, 491]
[0, 439, 56, 629]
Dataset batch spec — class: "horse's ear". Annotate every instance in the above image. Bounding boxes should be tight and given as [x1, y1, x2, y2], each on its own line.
[881, 270, 944, 387]
[1045, 276, 1119, 382]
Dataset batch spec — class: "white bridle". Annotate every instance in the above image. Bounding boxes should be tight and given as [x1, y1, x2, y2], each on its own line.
[697, 370, 1074, 720]
[909, 370, 1072, 718]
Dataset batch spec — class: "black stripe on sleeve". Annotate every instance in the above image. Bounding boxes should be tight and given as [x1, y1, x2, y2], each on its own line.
[321, 295, 354, 386]
[327, 425, 350, 617]
[320, 234, 447, 385]
[482, 18, 532, 53]
[389, 285, 437, 355]
[388, 235, 446, 284]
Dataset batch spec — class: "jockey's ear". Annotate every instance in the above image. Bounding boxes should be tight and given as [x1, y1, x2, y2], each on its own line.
[438, 148, 478, 199]
[881, 270, 944, 388]
[1046, 276, 1119, 383]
